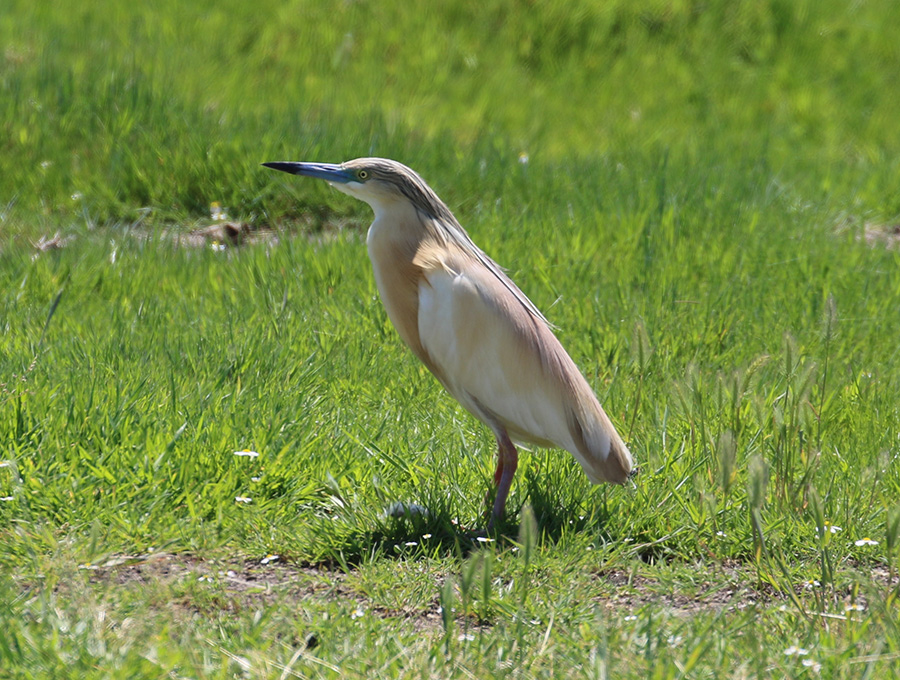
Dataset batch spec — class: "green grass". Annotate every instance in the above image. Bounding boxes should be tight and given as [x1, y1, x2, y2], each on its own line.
[2, 0, 900, 677]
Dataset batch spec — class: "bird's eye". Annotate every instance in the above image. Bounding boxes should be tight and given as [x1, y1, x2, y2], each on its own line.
[357, 170, 369, 180]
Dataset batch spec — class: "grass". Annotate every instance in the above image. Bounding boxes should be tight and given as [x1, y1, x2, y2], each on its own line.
[2, 0, 900, 677]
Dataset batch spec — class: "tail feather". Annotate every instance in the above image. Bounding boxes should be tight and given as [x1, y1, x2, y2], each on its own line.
[567, 403, 634, 484]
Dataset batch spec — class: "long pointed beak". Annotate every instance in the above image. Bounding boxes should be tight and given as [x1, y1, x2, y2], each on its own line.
[262, 161, 352, 184]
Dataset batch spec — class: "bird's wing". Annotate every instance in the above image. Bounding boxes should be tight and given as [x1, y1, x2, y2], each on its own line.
[414, 244, 633, 484]
[415, 248, 579, 445]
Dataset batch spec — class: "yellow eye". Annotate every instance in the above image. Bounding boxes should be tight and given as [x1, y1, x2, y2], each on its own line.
[357, 170, 369, 180]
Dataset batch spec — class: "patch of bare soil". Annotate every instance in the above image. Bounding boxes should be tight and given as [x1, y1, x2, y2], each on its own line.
[595, 566, 783, 615]
[179, 221, 275, 248]
[78, 552, 444, 632]
[31, 232, 75, 251]
[82, 551, 344, 599]
[595, 561, 896, 618]
[63, 552, 896, 633]
[27, 216, 360, 256]
[131, 221, 280, 249]
[838, 218, 900, 250]
[861, 222, 900, 249]
[28, 222, 279, 255]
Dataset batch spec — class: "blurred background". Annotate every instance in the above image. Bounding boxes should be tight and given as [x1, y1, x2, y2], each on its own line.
[2, 0, 898, 231]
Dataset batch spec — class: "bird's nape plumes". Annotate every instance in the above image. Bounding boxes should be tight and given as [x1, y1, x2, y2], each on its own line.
[263, 156, 636, 530]
[340, 158, 458, 225]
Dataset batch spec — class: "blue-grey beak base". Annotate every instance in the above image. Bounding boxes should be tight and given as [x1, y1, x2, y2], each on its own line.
[262, 162, 352, 184]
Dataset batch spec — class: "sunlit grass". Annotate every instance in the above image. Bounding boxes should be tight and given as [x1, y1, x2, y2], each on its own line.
[2, 0, 900, 677]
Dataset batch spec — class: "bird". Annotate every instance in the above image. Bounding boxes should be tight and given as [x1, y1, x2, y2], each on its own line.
[263, 158, 634, 530]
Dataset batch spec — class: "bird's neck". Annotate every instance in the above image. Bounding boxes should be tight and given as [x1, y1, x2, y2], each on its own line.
[365, 210, 437, 368]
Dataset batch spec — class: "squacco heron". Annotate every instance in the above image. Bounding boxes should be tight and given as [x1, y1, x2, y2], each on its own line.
[264, 158, 634, 529]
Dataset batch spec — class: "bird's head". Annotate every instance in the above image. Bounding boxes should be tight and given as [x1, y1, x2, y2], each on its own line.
[263, 157, 452, 221]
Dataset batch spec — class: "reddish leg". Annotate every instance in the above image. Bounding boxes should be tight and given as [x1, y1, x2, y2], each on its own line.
[493, 458, 505, 485]
[487, 431, 518, 531]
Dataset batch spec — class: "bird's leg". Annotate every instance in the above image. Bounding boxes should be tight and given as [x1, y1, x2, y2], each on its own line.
[493, 457, 505, 485]
[487, 431, 518, 531]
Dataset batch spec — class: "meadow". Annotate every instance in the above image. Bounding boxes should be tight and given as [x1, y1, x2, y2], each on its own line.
[2, 0, 900, 676]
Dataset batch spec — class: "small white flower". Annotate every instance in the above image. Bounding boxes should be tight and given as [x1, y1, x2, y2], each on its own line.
[716, 531, 727, 537]
[231, 655, 251, 672]
[803, 579, 820, 590]
[422, 533, 432, 539]
[251, 476, 261, 482]
[234, 450, 259, 458]
[404, 541, 418, 547]
[0, 496, 13, 502]
[784, 646, 809, 656]
[855, 537, 878, 546]
[260, 554, 279, 565]
[476, 536, 494, 543]
[458, 633, 475, 642]
[518, 152, 529, 165]
[801, 659, 821, 671]
[351, 607, 365, 620]
[844, 603, 866, 612]
[71, 192, 83, 201]
[624, 615, 638, 621]
[235, 496, 252, 503]
[210, 202, 229, 221]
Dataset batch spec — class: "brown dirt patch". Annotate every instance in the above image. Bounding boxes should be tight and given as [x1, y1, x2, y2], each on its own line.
[837, 217, 900, 250]
[58, 552, 895, 632]
[595, 566, 783, 615]
[76, 551, 444, 632]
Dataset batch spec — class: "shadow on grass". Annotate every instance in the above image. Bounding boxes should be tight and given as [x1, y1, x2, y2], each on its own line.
[301, 464, 627, 568]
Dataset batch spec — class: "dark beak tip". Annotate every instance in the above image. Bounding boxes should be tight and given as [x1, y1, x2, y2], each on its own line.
[262, 161, 294, 173]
